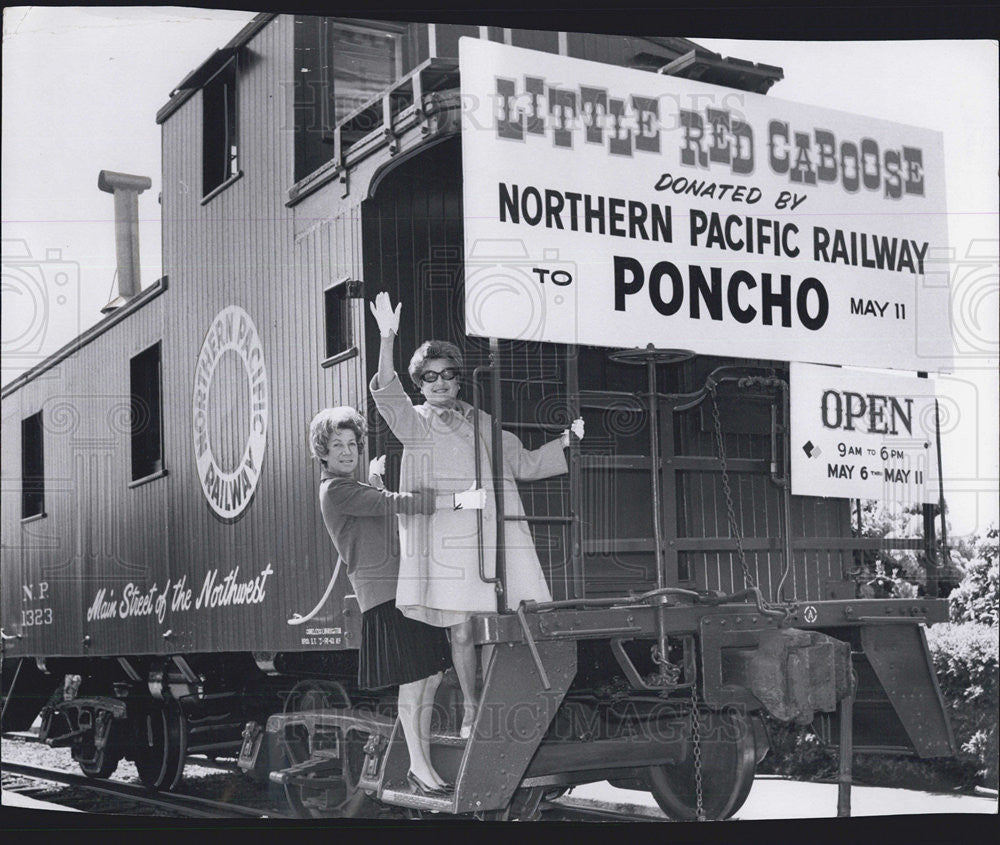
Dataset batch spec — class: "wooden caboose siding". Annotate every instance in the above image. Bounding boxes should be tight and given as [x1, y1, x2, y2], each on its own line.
[1, 296, 167, 659]
[671, 360, 853, 603]
[158, 15, 366, 655]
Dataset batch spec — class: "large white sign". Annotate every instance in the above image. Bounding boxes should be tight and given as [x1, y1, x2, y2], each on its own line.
[459, 39, 953, 372]
[790, 362, 939, 503]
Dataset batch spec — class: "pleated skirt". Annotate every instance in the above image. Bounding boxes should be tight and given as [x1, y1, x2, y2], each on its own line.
[358, 600, 452, 690]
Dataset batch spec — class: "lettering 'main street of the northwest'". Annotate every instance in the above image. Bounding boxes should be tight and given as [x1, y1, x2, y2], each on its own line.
[494, 76, 927, 198]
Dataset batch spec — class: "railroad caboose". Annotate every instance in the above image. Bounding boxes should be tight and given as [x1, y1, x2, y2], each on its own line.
[2, 14, 957, 820]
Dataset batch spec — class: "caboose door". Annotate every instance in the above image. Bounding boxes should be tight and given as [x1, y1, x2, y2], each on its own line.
[361, 139, 581, 604]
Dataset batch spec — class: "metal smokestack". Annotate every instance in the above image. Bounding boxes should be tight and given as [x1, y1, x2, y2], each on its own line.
[98, 170, 152, 314]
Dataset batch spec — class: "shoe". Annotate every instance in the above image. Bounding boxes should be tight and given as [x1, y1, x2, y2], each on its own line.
[459, 706, 476, 740]
[407, 770, 450, 796]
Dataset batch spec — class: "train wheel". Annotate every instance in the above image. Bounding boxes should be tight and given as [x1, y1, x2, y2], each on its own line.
[284, 730, 372, 818]
[133, 699, 187, 792]
[282, 680, 373, 819]
[646, 709, 757, 821]
[78, 751, 121, 779]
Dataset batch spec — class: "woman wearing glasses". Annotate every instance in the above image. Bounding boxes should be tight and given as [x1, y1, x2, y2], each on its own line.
[368, 292, 583, 740]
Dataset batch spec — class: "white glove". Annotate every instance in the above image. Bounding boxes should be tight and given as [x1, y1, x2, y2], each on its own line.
[453, 483, 487, 510]
[368, 454, 386, 489]
[369, 291, 401, 337]
[561, 417, 585, 447]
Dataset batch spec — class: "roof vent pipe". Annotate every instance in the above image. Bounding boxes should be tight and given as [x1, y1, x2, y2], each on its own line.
[98, 170, 152, 314]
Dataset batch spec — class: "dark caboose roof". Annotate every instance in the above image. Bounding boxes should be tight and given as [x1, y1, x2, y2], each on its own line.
[155, 13, 277, 125]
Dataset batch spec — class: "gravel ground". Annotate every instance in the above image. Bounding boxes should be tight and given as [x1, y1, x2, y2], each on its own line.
[1, 734, 282, 815]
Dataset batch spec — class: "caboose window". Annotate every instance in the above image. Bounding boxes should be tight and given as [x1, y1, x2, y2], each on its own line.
[202, 57, 239, 197]
[130, 343, 164, 482]
[330, 22, 403, 125]
[324, 282, 351, 361]
[21, 411, 44, 519]
[294, 17, 408, 182]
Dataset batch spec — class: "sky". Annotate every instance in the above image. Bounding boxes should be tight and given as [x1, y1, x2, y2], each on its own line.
[2, 7, 997, 536]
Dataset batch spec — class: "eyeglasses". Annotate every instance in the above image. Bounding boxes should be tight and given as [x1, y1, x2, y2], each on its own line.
[419, 368, 460, 384]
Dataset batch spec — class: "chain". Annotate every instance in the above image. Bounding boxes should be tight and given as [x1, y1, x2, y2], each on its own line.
[690, 679, 705, 821]
[710, 388, 759, 593]
[649, 644, 682, 686]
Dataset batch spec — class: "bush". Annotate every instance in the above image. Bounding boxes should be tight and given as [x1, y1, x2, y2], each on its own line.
[949, 527, 999, 627]
[926, 622, 999, 789]
[757, 716, 836, 780]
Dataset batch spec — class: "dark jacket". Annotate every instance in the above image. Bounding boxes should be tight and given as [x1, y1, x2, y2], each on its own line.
[318, 469, 435, 612]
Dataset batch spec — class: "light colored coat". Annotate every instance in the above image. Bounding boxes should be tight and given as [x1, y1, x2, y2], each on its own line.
[371, 372, 567, 627]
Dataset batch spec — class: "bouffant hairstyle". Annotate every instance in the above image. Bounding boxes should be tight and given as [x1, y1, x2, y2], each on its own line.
[308, 406, 366, 463]
[408, 340, 464, 389]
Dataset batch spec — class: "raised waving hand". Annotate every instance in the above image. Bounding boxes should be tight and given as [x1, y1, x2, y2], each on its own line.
[369, 291, 401, 337]
[370, 292, 402, 389]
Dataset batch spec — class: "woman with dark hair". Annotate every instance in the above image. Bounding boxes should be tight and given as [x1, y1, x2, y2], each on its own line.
[309, 405, 452, 795]
[368, 293, 583, 738]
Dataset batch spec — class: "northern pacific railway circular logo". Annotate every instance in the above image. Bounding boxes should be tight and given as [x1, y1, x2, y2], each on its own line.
[192, 305, 268, 520]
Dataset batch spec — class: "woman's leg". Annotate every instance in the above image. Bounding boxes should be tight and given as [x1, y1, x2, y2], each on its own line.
[450, 621, 479, 737]
[481, 643, 495, 682]
[419, 672, 446, 787]
[398, 678, 440, 784]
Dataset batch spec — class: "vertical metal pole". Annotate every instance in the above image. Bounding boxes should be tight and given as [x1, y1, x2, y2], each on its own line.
[853, 498, 864, 579]
[922, 503, 939, 597]
[647, 354, 665, 591]
[646, 351, 671, 673]
[935, 398, 949, 559]
[472, 371, 490, 596]
[837, 689, 854, 817]
[918, 373, 939, 597]
[489, 338, 508, 612]
[934, 398, 948, 546]
[779, 382, 794, 603]
[565, 345, 583, 599]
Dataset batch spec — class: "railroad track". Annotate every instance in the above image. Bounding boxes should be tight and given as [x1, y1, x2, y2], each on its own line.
[1, 761, 286, 818]
[1, 762, 655, 822]
[2, 735, 661, 822]
[541, 800, 666, 822]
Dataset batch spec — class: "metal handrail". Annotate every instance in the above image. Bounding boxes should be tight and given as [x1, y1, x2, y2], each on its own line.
[488, 339, 509, 613]
[325, 57, 458, 144]
[471, 342, 581, 613]
[470, 364, 503, 602]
